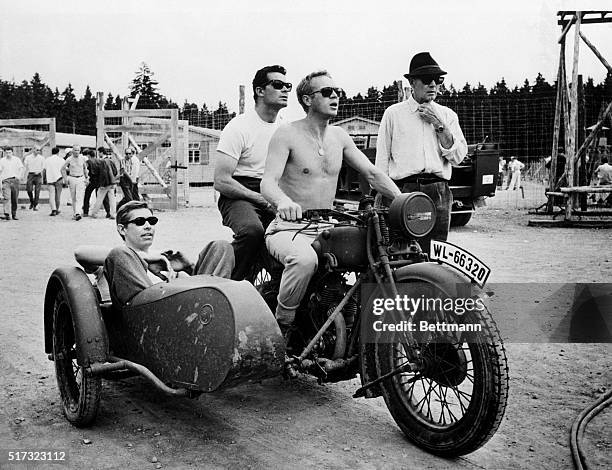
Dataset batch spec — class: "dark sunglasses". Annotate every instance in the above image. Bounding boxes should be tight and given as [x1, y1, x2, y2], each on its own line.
[263, 79, 292, 91]
[309, 87, 343, 98]
[416, 75, 445, 85]
[125, 216, 158, 226]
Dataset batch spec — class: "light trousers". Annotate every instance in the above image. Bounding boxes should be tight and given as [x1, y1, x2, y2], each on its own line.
[68, 176, 85, 216]
[47, 180, 63, 211]
[265, 217, 331, 326]
[90, 185, 116, 217]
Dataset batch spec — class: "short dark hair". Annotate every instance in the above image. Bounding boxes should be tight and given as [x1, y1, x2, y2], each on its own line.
[116, 201, 152, 228]
[296, 70, 331, 113]
[252, 65, 287, 102]
[602, 157, 609, 164]
[52, 147, 59, 155]
[97, 146, 106, 152]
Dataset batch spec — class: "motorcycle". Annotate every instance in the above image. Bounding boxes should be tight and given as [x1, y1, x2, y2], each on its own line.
[253, 192, 509, 457]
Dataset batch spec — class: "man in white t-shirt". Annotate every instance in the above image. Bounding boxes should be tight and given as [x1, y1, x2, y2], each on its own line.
[214, 65, 291, 281]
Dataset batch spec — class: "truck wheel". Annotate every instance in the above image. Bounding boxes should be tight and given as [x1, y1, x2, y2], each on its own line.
[450, 212, 472, 227]
[53, 288, 101, 427]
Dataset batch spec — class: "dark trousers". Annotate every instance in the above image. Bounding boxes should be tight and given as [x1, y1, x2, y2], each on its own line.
[131, 182, 140, 201]
[117, 174, 135, 210]
[26, 173, 42, 208]
[83, 182, 97, 214]
[217, 177, 275, 281]
[397, 180, 452, 257]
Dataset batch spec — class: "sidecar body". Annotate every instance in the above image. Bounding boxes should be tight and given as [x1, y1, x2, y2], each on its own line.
[43, 246, 285, 426]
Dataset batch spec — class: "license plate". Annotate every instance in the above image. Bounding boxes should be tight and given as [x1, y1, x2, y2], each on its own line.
[430, 240, 491, 287]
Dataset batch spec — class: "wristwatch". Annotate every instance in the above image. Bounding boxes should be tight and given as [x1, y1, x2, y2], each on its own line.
[435, 124, 445, 133]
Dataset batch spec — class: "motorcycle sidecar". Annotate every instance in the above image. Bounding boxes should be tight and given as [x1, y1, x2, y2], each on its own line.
[43, 246, 285, 427]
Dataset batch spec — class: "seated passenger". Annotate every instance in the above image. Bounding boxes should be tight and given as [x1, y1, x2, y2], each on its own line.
[104, 201, 234, 308]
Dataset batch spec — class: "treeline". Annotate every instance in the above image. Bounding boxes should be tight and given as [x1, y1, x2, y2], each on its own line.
[1, 70, 610, 157]
[0, 70, 236, 135]
[335, 73, 612, 157]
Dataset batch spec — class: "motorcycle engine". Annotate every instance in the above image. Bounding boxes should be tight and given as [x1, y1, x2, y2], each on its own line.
[303, 273, 357, 359]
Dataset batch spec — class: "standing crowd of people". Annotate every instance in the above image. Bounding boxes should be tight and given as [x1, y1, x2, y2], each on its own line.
[0, 144, 142, 221]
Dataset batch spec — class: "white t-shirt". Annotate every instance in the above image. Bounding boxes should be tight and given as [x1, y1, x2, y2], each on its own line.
[216, 110, 281, 178]
[43, 154, 65, 183]
[595, 162, 612, 185]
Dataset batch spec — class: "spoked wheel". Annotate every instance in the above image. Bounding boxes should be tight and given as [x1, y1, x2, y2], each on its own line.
[53, 289, 101, 427]
[376, 293, 509, 456]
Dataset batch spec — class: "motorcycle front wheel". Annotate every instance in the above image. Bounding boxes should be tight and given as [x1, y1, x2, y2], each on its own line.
[375, 289, 509, 457]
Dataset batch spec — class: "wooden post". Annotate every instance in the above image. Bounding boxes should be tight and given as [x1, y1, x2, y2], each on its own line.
[577, 75, 587, 210]
[547, 40, 565, 212]
[170, 109, 179, 210]
[122, 97, 130, 154]
[181, 120, 190, 205]
[565, 11, 581, 221]
[48, 118, 56, 153]
[239, 85, 245, 114]
[96, 92, 104, 150]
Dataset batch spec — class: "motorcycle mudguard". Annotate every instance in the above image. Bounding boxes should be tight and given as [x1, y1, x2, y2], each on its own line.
[359, 262, 476, 397]
[44, 266, 110, 366]
[106, 276, 285, 392]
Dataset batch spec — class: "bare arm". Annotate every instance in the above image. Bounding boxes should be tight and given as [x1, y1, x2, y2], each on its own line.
[261, 128, 302, 220]
[213, 152, 269, 207]
[341, 130, 401, 200]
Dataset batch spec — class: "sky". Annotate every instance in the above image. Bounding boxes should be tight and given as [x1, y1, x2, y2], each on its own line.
[1, 0, 611, 121]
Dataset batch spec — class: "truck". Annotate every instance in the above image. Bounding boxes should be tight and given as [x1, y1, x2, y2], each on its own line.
[335, 142, 500, 227]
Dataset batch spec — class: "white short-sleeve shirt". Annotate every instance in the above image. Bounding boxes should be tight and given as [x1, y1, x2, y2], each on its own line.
[216, 110, 281, 179]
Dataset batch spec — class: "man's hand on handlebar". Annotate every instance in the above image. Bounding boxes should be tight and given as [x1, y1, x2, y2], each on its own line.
[277, 198, 302, 221]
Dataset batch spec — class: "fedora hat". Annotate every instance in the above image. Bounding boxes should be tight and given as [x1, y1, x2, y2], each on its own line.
[404, 52, 447, 79]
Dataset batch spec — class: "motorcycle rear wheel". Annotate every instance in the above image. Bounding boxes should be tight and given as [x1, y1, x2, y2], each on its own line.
[376, 298, 508, 456]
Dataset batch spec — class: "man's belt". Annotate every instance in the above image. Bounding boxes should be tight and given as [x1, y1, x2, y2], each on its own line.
[1, 177, 18, 182]
[395, 173, 447, 185]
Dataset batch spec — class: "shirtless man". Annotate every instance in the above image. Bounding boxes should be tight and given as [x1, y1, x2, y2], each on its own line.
[261, 70, 401, 333]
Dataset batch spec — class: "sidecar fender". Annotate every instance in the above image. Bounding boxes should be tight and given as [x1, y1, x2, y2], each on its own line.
[44, 266, 109, 366]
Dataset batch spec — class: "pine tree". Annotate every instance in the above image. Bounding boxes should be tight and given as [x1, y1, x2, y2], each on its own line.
[129, 62, 164, 108]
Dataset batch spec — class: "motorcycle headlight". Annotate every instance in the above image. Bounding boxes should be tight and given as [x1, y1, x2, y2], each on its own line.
[388, 192, 436, 238]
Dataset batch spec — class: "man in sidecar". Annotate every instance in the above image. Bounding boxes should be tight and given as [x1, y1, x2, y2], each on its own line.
[104, 200, 235, 308]
[260, 70, 401, 336]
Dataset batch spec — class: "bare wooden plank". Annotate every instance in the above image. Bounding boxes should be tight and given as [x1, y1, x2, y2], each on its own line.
[49, 118, 56, 150]
[560, 185, 612, 193]
[106, 124, 168, 132]
[127, 134, 168, 190]
[579, 31, 612, 74]
[100, 109, 175, 118]
[558, 12, 576, 43]
[170, 109, 179, 210]
[96, 92, 105, 149]
[0, 118, 54, 127]
[566, 12, 582, 221]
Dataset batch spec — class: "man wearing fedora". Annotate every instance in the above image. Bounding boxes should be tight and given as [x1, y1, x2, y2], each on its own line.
[375, 52, 467, 255]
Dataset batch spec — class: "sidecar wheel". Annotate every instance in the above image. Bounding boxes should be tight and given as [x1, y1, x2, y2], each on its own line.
[52, 288, 101, 427]
[376, 300, 509, 456]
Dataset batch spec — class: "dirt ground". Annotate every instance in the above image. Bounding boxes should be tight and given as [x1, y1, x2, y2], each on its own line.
[0, 190, 610, 470]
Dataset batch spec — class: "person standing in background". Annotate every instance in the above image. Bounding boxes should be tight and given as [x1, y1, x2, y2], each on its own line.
[506, 156, 525, 191]
[0, 147, 24, 220]
[43, 147, 65, 216]
[24, 147, 45, 210]
[61, 146, 89, 220]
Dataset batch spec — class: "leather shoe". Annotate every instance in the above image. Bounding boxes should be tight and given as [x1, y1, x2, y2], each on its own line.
[12, 215, 18, 220]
